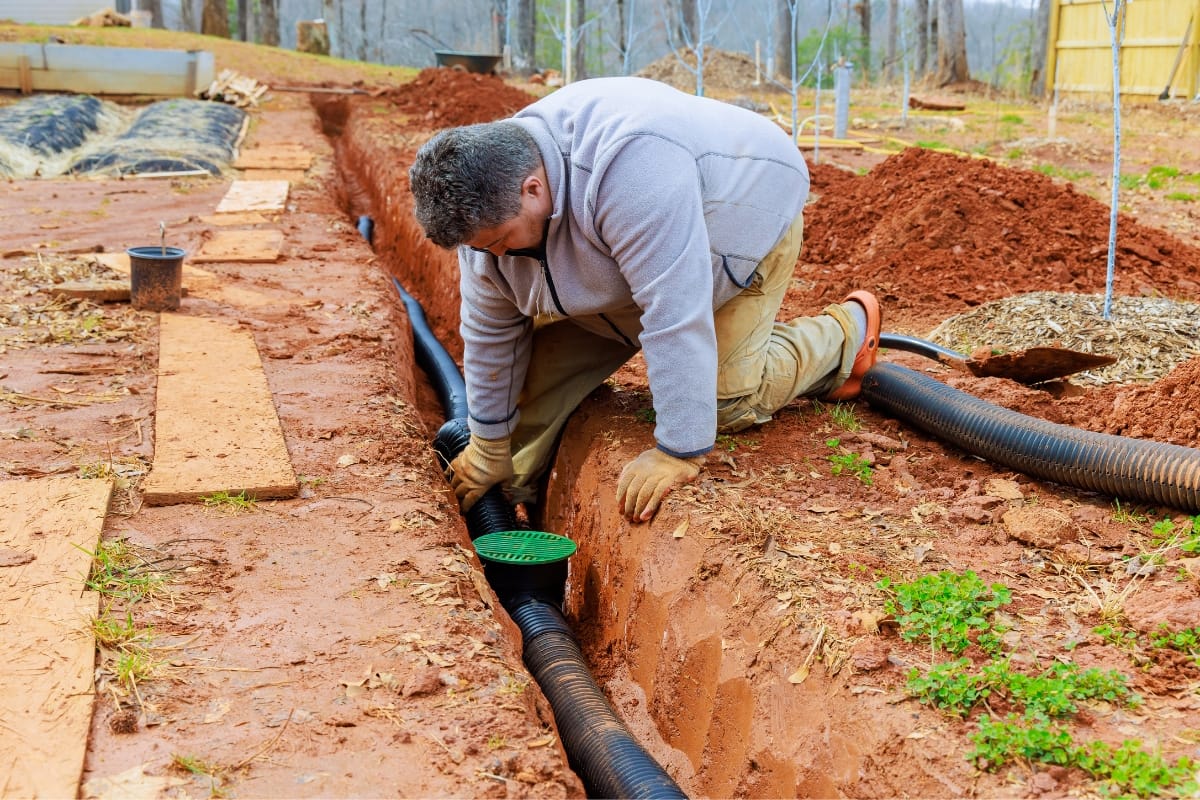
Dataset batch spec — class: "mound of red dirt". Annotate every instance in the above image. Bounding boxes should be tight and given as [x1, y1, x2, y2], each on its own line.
[385, 67, 538, 129]
[801, 149, 1200, 329]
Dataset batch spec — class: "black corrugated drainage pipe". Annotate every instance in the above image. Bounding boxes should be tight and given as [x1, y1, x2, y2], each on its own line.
[384, 254, 686, 798]
[861, 361, 1200, 513]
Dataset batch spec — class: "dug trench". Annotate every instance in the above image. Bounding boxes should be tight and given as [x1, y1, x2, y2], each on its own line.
[316, 72, 1200, 798]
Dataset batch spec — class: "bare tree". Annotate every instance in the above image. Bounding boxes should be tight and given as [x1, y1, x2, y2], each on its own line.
[1028, 0, 1051, 97]
[138, 0, 164, 28]
[772, 0, 791, 82]
[855, 0, 870, 77]
[934, 0, 968, 84]
[237, 0, 248, 42]
[259, 0, 280, 47]
[201, 0, 230, 37]
[512, 0, 537, 74]
[574, 0, 588, 79]
[662, 0, 724, 96]
[913, 0, 929, 75]
[883, 0, 898, 81]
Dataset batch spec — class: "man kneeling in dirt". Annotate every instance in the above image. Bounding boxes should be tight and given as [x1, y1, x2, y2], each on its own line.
[408, 76, 881, 523]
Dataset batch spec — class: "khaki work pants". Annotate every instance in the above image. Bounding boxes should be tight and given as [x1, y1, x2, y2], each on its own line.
[507, 210, 858, 502]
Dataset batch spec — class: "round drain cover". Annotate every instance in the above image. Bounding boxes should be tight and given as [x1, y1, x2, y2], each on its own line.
[473, 530, 577, 564]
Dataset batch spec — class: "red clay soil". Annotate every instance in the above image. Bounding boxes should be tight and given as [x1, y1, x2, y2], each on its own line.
[4, 41, 1200, 799]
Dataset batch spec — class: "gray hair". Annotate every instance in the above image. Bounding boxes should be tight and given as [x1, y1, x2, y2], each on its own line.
[408, 121, 541, 249]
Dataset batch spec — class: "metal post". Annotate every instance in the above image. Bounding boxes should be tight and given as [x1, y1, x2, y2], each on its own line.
[833, 62, 851, 139]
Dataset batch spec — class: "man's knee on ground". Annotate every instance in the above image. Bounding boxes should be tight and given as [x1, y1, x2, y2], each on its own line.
[716, 396, 770, 434]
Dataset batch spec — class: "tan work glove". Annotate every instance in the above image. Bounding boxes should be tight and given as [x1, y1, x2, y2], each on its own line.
[447, 434, 514, 512]
[616, 448, 705, 522]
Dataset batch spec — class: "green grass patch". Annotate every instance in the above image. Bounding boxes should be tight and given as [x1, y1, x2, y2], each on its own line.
[1034, 163, 1093, 181]
[825, 439, 873, 485]
[201, 490, 257, 512]
[1166, 191, 1197, 202]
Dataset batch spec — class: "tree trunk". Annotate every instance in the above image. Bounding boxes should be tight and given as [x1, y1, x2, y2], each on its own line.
[856, 0, 871, 79]
[772, 0, 792, 82]
[1028, 0, 1052, 97]
[236, 0, 247, 41]
[616, 0, 629, 74]
[913, 0, 929, 75]
[572, 0, 587, 79]
[259, 0, 280, 47]
[201, 0, 229, 37]
[513, 0, 537, 74]
[934, 0, 969, 85]
[884, 0, 898, 80]
[140, 0, 163, 28]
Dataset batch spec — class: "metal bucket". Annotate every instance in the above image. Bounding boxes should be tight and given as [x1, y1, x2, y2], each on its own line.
[127, 246, 185, 311]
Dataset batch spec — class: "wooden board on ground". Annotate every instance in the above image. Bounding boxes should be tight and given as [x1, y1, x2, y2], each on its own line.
[50, 279, 132, 302]
[233, 145, 313, 170]
[191, 229, 284, 263]
[141, 313, 298, 505]
[239, 168, 310, 183]
[91, 252, 276, 308]
[199, 210, 271, 227]
[0, 477, 112, 799]
[214, 179, 290, 214]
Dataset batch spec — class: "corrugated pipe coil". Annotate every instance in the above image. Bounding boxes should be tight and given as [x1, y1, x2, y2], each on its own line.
[386, 262, 686, 799]
[860, 362, 1200, 513]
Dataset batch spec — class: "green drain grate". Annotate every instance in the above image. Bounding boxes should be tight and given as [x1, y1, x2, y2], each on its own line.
[473, 530, 577, 564]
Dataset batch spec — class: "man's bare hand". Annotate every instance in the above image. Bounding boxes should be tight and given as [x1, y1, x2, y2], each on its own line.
[616, 448, 704, 522]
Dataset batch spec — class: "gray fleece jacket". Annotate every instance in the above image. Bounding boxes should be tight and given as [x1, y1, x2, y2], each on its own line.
[459, 76, 809, 458]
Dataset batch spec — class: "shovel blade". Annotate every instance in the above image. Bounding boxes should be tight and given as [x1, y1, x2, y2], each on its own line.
[966, 346, 1117, 384]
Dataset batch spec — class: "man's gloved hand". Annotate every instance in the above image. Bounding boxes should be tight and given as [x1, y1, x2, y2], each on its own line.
[616, 448, 705, 522]
[446, 434, 514, 512]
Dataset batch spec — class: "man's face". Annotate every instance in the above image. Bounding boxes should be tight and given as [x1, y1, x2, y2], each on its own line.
[465, 169, 551, 257]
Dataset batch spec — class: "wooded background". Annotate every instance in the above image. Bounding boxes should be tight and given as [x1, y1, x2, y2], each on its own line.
[120, 0, 1049, 95]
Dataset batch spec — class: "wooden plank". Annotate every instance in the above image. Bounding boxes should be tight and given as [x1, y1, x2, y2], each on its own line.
[198, 211, 271, 227]
[49, 279, 132, 302]
[0, 477, 113, 800]
[233, 145, 313, 170]
[191, 229, 285, 263]
[238, 168, 310, 183]
[92, 253, 278, 308]
[141, 314, 298, 505]
[214, 179, 290, 214]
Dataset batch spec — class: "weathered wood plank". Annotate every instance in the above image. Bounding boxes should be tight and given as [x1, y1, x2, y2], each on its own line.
[191, 229, 285, 263]
[141, 314, 298, 505]
[0, 477, 113, 800]
[214, 179, 290, 214]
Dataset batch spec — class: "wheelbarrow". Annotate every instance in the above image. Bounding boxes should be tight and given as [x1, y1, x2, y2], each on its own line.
[410, 28, 502, 74]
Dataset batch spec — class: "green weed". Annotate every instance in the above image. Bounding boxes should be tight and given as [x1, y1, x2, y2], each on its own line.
[1151, 624, 1200, 664]
[1111, 499, 1150, 525]
[915, 139, 947, 150]
[971, 715, 1198, 798]
[1034, 163, 1093, 181]
[114, 647, 159, 692]
[92, 608, 153, 649]
[171, 754, 227, 797]
[879, 570, 1010, 655]
[715, 434, 758, 452]
[1146, 165, 1180, 188]
[634, 407, 656, 424]
[998, 113, 1024, 124]
[827, 402, 862, 432]
[826, 439, 874, 485]
[1166, 191, 1197, 202]
[1006, 147, 1025, 160]
[81, 539, 167, 602]
[201, 490, 257, 512]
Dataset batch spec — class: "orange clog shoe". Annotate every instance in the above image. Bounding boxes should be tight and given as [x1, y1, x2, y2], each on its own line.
[825, 290, 881, 401]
